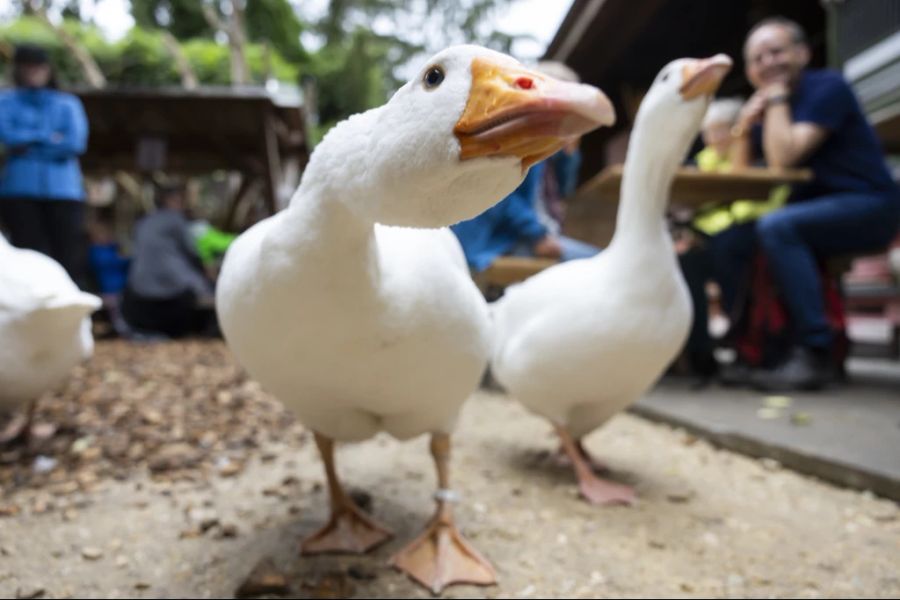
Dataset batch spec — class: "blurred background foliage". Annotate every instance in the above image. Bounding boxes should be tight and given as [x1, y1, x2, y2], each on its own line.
[0, 0, 521, 140]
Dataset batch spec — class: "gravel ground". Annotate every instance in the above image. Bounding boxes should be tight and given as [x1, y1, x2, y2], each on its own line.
[0, 340, 898, 599]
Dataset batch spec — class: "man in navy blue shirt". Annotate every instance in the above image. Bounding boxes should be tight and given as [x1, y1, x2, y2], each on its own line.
[714, 17, 900, 390]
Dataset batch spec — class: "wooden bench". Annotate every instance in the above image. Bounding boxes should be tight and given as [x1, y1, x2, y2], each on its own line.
[473, 256, 558, 298]
[841, 243, 900, 359]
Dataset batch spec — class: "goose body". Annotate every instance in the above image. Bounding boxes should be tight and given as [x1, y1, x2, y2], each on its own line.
[493, 241, 691, 437]
[219, 216, 487, 442]
[0, 235, 100, 419]
[216, 44, 614, 593]
[492, 55, 732, 504]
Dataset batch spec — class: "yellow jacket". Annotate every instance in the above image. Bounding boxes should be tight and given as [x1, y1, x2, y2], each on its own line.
[692, 147, 789, 236]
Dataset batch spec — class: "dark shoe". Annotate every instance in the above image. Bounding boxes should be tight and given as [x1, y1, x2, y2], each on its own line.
[718, 360, 754, 388]
[749, 346, 833, 392]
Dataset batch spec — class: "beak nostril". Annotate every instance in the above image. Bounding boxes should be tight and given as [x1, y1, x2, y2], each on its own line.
[515, 77, 534, 90]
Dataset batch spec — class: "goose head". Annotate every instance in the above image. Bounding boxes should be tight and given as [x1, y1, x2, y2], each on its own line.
[304, 45, 615, 228]
[633, 54, 733, 157]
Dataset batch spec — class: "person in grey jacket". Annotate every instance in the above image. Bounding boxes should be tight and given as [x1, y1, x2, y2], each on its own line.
[121, 184, 214, 338]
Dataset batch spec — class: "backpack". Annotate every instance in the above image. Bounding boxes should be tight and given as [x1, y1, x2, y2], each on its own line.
[730, 252, 849, 371]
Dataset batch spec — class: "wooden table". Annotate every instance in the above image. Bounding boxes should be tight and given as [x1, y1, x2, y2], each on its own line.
[563, 165, 813, 247]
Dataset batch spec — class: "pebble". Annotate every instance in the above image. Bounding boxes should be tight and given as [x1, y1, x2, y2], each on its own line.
[81, 547, 103, 560]
[32, 456, 57, 474]
[216, 458, 243, 477]
[666, 488, 695, 503]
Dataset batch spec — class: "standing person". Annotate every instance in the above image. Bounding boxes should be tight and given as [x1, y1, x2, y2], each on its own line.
[0, 44, 90, 288]
[713, 17, 900, 390]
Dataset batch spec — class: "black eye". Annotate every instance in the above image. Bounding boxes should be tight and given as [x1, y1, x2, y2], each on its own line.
[661, 71, 670, 82]
[423, 66, 445, 89]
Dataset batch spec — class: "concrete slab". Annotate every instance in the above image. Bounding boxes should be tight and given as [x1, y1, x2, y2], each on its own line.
[633, 358, 900, 500]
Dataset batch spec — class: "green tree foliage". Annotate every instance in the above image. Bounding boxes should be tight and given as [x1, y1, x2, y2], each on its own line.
[302, 0, 517, 136]
[131, 0, 308, 64]
[130, 0, 210, 41]
[245, 0, 307, 63]
[1, 0, 519, 136]
[0, 16, 300, 87]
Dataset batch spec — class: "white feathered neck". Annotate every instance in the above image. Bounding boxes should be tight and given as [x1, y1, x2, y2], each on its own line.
[611, 91, 702, 249]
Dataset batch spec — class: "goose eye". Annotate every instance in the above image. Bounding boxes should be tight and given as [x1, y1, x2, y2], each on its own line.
[423, 66, 445, 89]
[661, 72, 670, 82]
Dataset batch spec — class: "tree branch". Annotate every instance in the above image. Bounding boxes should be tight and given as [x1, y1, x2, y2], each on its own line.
[201, 2, 226, 32]
[202, 0, 248, 86]
[31, 1, 106, 88]
[161, 31, 198, 89]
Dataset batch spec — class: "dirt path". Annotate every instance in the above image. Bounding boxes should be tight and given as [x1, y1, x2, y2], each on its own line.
[1, 341, 898, 598]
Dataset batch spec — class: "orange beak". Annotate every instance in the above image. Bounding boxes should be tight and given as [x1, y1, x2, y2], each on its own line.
[680, 54, 733, 100]
[454, 58, 615, 169]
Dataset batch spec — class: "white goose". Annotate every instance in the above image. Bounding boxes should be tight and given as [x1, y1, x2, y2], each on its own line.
[0, 234, 101, 443]
[491, 55, 732, 505]
[216, 45, 614, 593]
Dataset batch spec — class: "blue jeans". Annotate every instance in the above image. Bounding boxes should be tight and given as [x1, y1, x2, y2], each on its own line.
[710, 191, 900, 349]
[511, 235, 601, 261]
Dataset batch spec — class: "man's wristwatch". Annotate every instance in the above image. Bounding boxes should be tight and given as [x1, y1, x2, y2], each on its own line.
[766, 93, 790, 106]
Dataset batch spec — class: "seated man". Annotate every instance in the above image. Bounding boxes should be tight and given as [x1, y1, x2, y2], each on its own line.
[711, 17, 900, 390]
[121, 184, 215, 338]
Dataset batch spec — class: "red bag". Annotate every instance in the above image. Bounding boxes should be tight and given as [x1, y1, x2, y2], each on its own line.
[732, 253, 848, 370]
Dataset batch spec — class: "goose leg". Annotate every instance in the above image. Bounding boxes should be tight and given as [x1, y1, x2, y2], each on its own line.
[554, 424, 635, 506]
[0, 401, 43, 446]
[551, 438, 609, 473]
[300, 432, 393, 554]
[390, 433, 496, 594]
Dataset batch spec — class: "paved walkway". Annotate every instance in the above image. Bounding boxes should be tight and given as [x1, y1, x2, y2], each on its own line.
[634, 357, 900, 500]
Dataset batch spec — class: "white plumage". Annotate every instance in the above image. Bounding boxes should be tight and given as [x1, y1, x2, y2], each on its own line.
[0, 234, 100, 423]
[492, 56, 732, 505]
[216, 44, 614, 592]
[219, 213, 490, 442]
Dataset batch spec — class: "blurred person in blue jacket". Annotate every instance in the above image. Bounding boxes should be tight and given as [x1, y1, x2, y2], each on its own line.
[0, 44, 90, 288]
[87, 208, 132, 337]
[451, 61, 600, 272]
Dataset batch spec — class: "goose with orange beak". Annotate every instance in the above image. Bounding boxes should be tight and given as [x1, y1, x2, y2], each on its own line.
[216, 45, 613, 594]
[491, 55, 732, 506]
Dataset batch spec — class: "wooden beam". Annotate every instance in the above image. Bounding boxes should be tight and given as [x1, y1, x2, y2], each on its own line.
[261, 110, 283, 215]
[222, 173, 256, 232]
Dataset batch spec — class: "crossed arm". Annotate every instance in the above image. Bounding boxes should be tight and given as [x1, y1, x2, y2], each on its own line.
[731, 83, 828, 169]
[0, 96, 88, 159]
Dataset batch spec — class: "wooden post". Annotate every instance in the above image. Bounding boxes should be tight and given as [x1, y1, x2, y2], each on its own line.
[222, 173, 256, 232]
[261, 111, 282, 216]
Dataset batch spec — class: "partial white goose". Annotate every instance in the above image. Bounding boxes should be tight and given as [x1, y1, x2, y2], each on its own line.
[491, 55, 732, 505]
[0, 234, 101, 443]
[216, 45, 614, 593]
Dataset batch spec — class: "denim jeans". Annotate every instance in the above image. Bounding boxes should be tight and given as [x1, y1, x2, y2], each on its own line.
[709, 190, 900, 349]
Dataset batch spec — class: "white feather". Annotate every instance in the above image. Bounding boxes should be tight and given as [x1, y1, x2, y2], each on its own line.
[216, 45, 529, 443]
[0, 234, 101, 409]
[491, 58, 714, 439]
